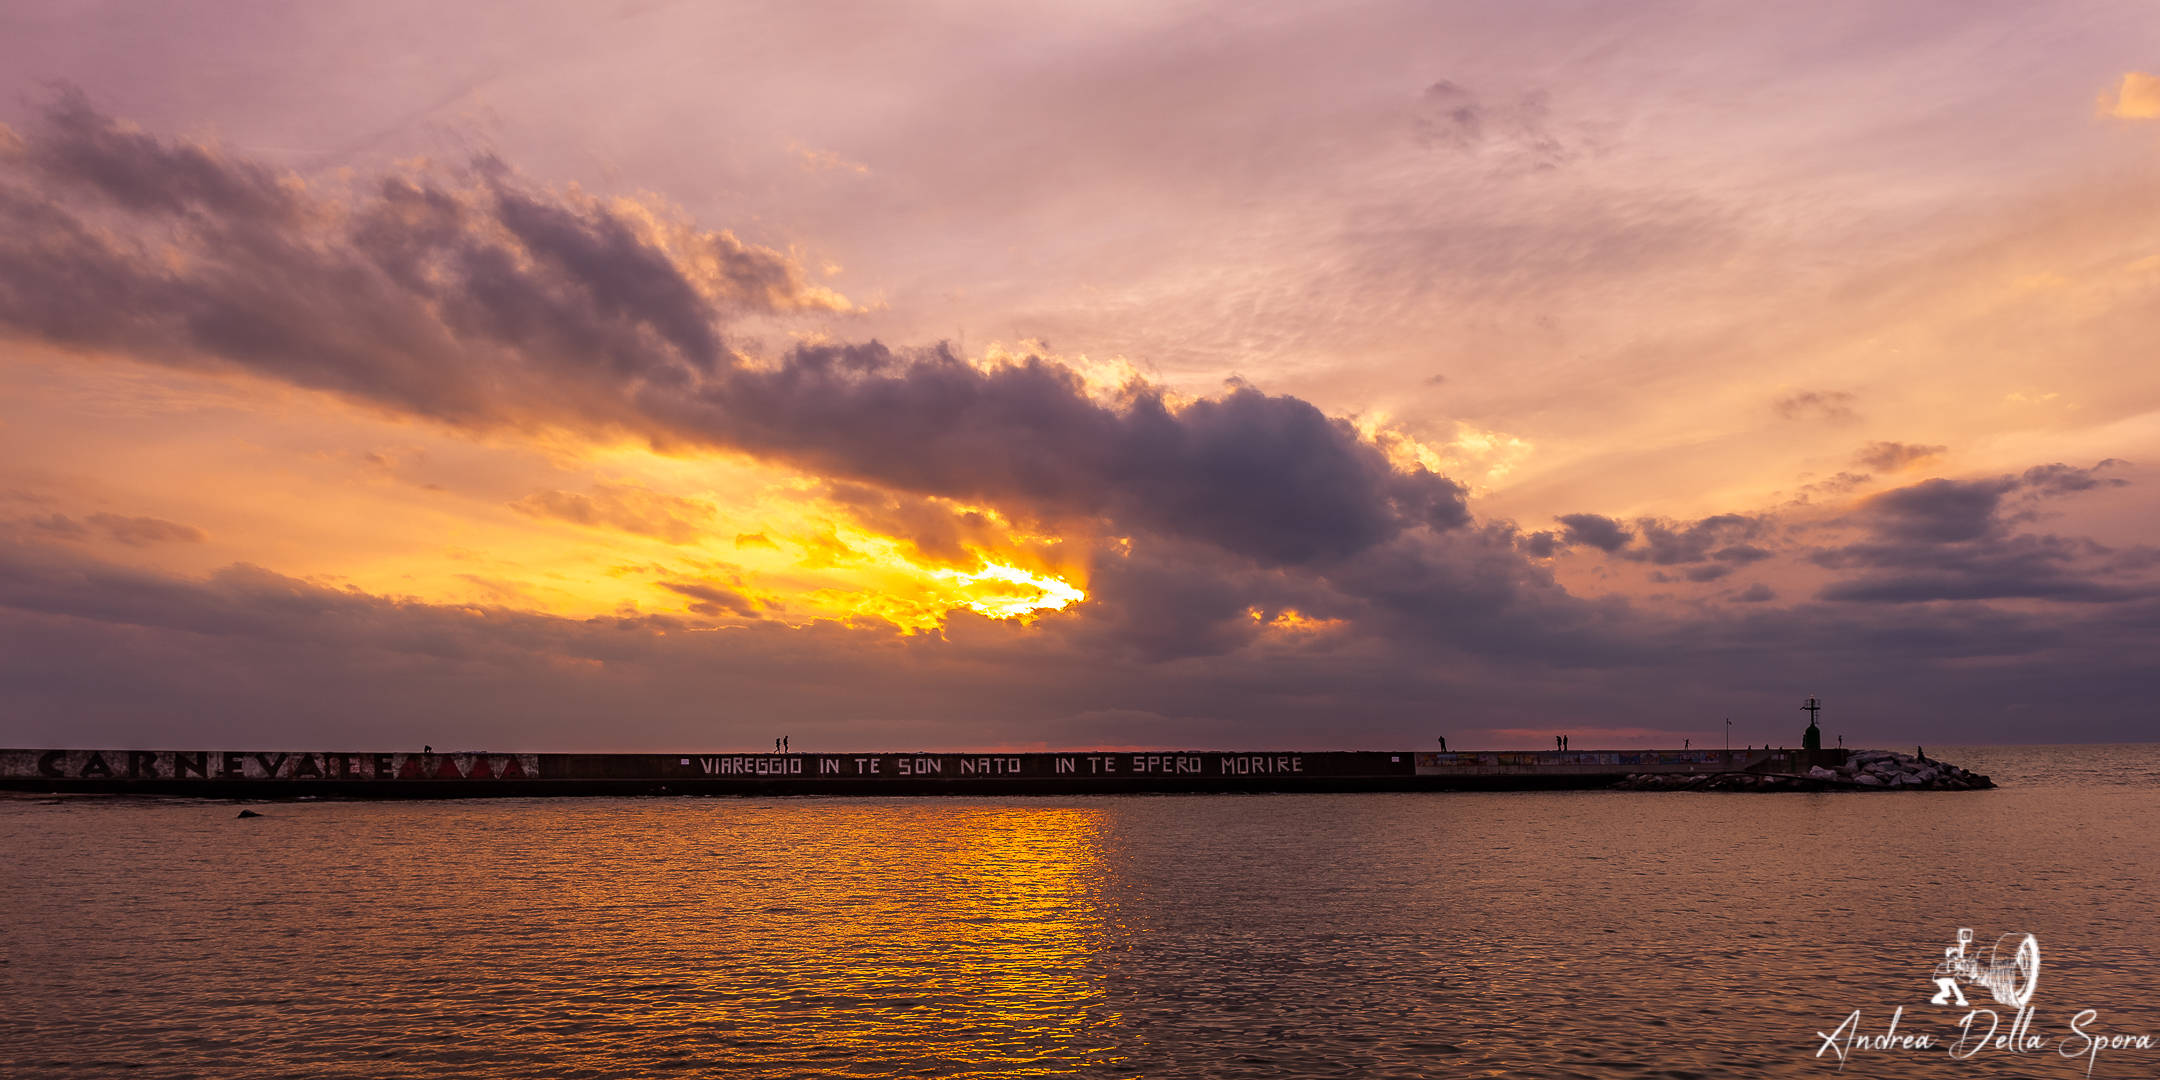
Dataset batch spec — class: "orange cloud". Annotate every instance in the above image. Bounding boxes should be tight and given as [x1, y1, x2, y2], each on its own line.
[2099, 72, 2160, 119]
[1852, 441, 1946, 473]
[789, 141, 871, 175]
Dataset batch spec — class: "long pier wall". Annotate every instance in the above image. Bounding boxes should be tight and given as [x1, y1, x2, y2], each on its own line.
[0, 747, 1846, 798]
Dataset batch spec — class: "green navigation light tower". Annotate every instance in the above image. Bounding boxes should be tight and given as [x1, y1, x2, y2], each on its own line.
[1801, 696, 1823, 751]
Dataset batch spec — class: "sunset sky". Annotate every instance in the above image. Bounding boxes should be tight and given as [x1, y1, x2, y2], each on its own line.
[3, 1, 2157, 752]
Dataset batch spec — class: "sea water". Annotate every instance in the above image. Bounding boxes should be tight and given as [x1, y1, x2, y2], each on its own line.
[3, 744, 2156, 1078]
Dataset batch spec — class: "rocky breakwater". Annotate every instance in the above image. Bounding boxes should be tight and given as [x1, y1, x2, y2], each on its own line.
[1615, 750, 1995, 792]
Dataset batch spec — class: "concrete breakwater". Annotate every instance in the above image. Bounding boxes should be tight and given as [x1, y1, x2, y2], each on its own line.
[0, 746, 1982, 798]
[1615, 749, 1995, 792]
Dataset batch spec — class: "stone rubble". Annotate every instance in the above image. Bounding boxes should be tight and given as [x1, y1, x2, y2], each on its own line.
[1613, 750, 1994, 792]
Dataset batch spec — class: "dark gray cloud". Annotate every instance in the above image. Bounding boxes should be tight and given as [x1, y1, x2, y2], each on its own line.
[1810, 463, 2146, 603]
[1323, 524, 1639, 664]
[1648, 568, 1710, 584]
[1815, 535, 2142, 603]
[657, 581, 762, 618]
[509, 485, 713, 545]
[702, 354, 1470, 565]
[2023, 460, 2130, 497]
[1068, 540, 1280, 662]
[1, 90, 825, 429]
[1775, 390, 1858, 423]
[1798, 472, 1874, 498]
[0, 92, 1466, 571]
[1527, 464, 2152, 610]
[22, 514, 91, 541]
[11, 512, 202, 547]
[1629, 514, 1765, 566]
[85, 513, 205, 546]
[1550, 512, 1766, 569]
[1556, 513, 1632, 552]
[1713, 544, 1773, 564]
[1853, 476, 2018, 543]
[1854, 440, 1946, 472]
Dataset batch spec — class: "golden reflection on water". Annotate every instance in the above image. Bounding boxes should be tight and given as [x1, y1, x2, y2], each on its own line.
[579, 801, 1123, 1076]
[781, 805, 1110, 1070]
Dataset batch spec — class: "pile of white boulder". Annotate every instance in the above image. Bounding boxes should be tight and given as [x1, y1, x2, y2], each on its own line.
[1615, 750, 1994, 792]
[1809, 750, 1993, 790]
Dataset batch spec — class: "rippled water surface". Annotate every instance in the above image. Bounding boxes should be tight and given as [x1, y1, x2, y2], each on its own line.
[4, 744, 2157, 1078]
